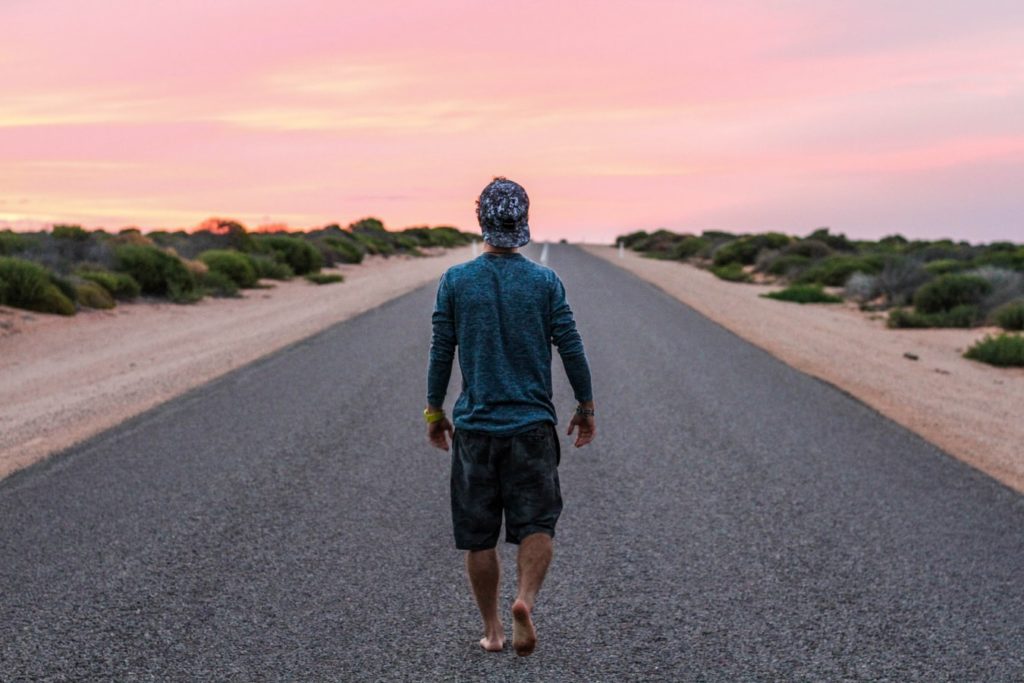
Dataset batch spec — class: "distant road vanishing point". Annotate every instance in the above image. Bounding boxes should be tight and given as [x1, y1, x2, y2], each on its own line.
[1, 243, 1022, 680]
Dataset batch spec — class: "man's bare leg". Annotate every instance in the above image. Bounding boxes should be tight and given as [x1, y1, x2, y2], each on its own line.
[466, 549, 504, 651]
[511, 532, 553, 657]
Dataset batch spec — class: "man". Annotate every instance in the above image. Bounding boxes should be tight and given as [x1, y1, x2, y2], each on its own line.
[425, 176, 595, 657]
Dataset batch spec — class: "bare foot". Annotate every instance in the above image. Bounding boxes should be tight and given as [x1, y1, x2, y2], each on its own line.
[511, 600, 537, 657]
[479, 633, 505, 652]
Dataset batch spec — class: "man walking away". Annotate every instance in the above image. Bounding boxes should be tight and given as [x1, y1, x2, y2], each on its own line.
[424, 176, 595, 657]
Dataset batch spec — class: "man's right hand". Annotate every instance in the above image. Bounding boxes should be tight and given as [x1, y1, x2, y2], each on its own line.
[428, 416, 454, 451]
[567, 402, 596, 448]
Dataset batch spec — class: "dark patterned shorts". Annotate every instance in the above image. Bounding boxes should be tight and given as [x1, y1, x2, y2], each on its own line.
[450, 421, 563, 551]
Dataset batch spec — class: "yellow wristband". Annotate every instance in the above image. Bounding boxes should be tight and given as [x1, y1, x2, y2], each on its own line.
[423, 408, 445, 424]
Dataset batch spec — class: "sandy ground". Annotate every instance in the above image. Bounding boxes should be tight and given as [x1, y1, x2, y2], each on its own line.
[583, 244, 1024, 493]
[0, 246, 474, 479]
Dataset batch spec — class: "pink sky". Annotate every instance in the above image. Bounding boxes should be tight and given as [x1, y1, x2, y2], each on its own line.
[1, 0, 1022, 243]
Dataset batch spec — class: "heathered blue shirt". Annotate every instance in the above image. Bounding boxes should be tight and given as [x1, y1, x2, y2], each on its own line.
[427, 251, 592, 436]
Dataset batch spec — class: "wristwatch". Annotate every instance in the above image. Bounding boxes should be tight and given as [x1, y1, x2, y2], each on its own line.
[575, 406, 595, 417]
[423, 408, 445, 424]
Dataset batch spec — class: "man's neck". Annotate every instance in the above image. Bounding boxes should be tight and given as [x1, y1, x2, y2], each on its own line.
[483, 244, 518, 255]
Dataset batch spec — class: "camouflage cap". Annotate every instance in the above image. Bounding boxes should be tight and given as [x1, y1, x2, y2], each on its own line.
[476, 176, 530, 248]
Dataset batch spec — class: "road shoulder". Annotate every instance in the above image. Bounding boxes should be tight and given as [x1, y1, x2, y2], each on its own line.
[582, 243, 1024, 493]
[0, 246, 474, 479]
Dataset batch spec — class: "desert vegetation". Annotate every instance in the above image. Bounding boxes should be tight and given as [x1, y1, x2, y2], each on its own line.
[0, 218, 477, 316]
[617, 227, 1024, 366]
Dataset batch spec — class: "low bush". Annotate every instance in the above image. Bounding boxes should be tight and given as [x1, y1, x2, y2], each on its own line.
[114, 245, 199, 300]
[630, 229, 688, 254]
[993, 300, 1024, 331]
[199, 270, 240, 297]
[887, 305, 980, 329]
[325, 238, 364, 264]
[876, 257, 931, 306]
[764, 254, 811, 277]
[198, 249, 258, 288]
[712, 233, 791, 266]
[971, 247, 1024, 272]
[668, 236, 710, 260]
[426, 226, 473, 247]
[805, 227, 855, 252]
[710, 263, 749, 282]
[844, 272, 880, 302]
[256, 235, 323, 274]
[782, 239, 833, 260]
[248, 254, 294, 280]
[0, 257, 75, 315]
[923, 259, 966, 276]
[394, 234, 423, 255]
[0, 230, 26, 255]
[78, 269, 140, 300]
[305, 272, 344, 285]
[48, 273, 78, 304]
[964, 333, 1024, 367]
[617, 230, 650, 250]
[762, 284, 843, 304]
[973, 266, 1024, 313]
[913, 273, 991, 314]
[52, 224, 91, 241]
[74, 281, 116, 309]
[796, 255, 884, 287]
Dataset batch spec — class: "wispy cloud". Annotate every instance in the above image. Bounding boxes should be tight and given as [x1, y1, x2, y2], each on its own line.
[1, 0, 1022, 241]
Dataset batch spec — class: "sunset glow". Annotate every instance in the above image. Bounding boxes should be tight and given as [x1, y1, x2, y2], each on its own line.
[2, 1, 1022, 242]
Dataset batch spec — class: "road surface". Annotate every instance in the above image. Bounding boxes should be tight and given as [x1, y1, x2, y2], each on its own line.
[2, 243, 1022, 680]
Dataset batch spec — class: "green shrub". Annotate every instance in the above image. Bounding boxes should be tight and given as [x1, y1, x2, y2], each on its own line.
[762, 284, 843, 304]
[971, 247, 1024, 272]
[305, 272, 344, 285]
[198, 249, 258, 288]
[74, 281, 116, 309]
[923, 259, 966, 276]
[887, 305, 980, 328]
[668, 236, 710, 260]
[913, 274, 992, 314]
[353, 231, 395, 256]
[805, 227, 855, 252]
[0, 257, 75, 315]
[79, 269, 140, 300]
[0, 230, 26, 255]
[844, 272, 880, 302]
[248, 254, 294, 280]
[617, 231, 649, 249]
[426, 226, 473, 247]
[783, 239, 833, 260]
[629, 229, 687, 255]
[993, 300, 1024, 331]
[964, 333, 1024, 367]
[972, 266, 1023, 314]
[394, 234, 422, 252]
[199, 270, 240, 297]
[325, 238, 364, 264]
[48, 273, 77, 304]
[764, 254, 811, 276]
[710, 263, 749, 282]
[876, 257, 931, 306]
[796, 255, 884, 287]
[256, 235, 323, 274]
[712, 233, 791, 266]
[51, 224, 91, 241]
[114, 245, 198, 299]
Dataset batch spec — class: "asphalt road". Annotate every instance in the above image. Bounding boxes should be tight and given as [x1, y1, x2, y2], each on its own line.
[2, 243, 1022, 681]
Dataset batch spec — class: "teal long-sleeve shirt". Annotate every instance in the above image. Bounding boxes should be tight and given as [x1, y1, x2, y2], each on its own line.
[427, 251, 593, 435]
